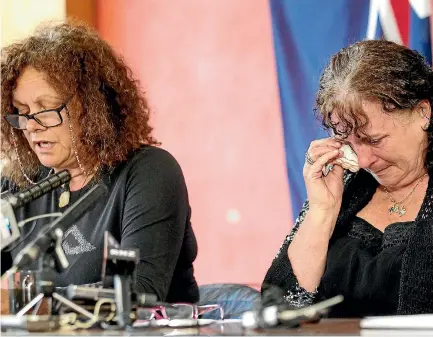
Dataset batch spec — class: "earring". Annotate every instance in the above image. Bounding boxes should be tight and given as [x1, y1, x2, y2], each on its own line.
[420, 106, 430, 129]
[422, 116, 430, 131]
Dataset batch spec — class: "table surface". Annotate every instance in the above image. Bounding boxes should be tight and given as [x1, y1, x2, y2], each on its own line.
[1, 318, 362, 336]
[3, 316, 433, 336]
[1, 290, 361, 335]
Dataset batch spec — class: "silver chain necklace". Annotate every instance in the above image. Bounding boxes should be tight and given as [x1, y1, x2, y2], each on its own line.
[382, 173, 428, 217]
[11, 130, 53, 184]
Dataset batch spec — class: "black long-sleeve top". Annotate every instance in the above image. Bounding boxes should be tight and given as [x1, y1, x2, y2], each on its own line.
[1, 146, 199, 303]
[262, 170, 433, 317]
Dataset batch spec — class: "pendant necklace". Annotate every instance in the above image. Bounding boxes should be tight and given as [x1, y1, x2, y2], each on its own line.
[58, 183, 71, 208]
[58, 169, 98, 208]
[383, 173, 428, 217]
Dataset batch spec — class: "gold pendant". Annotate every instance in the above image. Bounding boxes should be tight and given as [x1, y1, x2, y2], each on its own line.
[59, 190, 70, 208]
[388, 203, 406, 217]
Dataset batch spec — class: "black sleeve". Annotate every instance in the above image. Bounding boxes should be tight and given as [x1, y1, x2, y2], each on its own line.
[261, 200, 317, 307]
[262, 172, 359, 308]
[119, 148, 191, 301]
[398, 219, 433, 314]
[262, 237, 298, 292]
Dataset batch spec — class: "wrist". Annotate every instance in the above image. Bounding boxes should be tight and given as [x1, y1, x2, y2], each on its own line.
[308, 202, 341, 218]
[305, 206, 340, 236]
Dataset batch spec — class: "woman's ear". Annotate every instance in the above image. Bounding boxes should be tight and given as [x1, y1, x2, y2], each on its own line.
[419, 100, 431, 130]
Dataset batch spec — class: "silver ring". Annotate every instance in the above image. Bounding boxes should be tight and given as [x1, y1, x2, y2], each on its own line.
[305, 152, 315, 165]
[323, 163, 334, 176]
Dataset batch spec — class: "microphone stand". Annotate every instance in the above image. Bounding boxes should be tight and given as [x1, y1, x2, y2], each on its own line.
[6, 184, 107, 318]
[101, 232, 139, 328]
[113, 271, 133, 328]
[13, 228, 95, 321]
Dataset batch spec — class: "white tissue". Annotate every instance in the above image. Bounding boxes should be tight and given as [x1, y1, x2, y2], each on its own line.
[323, 144, 359, 175]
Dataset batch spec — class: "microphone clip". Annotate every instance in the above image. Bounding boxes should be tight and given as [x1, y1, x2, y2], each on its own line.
[49, 228, 69, 273]
[101, 231, 139, 328]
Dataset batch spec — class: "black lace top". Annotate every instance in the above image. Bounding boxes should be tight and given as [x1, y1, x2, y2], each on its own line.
[262, 169, 433, 317]
[348, 217, 414, 251]
[331, 216, 415, 317]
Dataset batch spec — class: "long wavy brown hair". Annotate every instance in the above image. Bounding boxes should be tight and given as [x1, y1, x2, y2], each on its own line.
[1, 21, 158, 186]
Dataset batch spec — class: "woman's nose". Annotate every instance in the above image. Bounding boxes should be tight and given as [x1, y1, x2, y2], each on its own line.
[353, 144, 377, 169]
[25, 118, 44, 132]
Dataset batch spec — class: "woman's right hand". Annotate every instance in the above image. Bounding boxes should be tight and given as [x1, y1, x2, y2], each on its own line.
[303, 138, 345, 214]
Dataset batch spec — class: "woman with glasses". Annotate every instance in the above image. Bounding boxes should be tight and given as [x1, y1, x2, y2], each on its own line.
[1, 22, 199, 305]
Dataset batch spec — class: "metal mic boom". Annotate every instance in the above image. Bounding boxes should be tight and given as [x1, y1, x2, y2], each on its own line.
[12, 183, 108, 269]
[3, 170, 71, 209]
[1, 170, 71, 250]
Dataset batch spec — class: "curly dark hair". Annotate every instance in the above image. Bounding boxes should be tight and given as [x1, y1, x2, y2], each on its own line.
[315, 39, 433, 170]
[1, 21, 158, 186]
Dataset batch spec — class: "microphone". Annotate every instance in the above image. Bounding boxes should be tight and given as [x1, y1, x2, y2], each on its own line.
[0, 170, 71, 250]
[242, 295, 344, 329]
[3, 170, 71, 209]
[65, 285, 161, 307]
[12, 183, 108, 270]
[0, 200, 20, 250]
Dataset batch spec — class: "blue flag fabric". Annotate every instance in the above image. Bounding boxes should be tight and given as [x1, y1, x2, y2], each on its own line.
[269, 0, 370, 219]
[409, 3, 431, 64]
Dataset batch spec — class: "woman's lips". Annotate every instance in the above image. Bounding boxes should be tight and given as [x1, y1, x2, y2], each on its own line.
[34, 141, 55, 151]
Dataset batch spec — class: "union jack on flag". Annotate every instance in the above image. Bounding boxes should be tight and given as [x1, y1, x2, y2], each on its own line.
[367, 0, 431, 64]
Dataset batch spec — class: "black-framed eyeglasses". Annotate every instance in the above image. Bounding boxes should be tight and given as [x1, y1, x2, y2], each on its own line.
[4, 96, 72, 130]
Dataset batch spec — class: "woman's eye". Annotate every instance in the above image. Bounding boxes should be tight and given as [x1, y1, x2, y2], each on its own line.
[368, 139, 381, 145]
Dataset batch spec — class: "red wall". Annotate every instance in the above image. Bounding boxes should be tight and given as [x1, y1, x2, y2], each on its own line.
[97, 0, 291, 286]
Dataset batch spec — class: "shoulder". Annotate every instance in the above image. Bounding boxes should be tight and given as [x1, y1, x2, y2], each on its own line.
[133, 145, 180, 164]
[116, 146, 189, 210]
[119, 145, 186, 186]
[127, 145, 183, 173]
